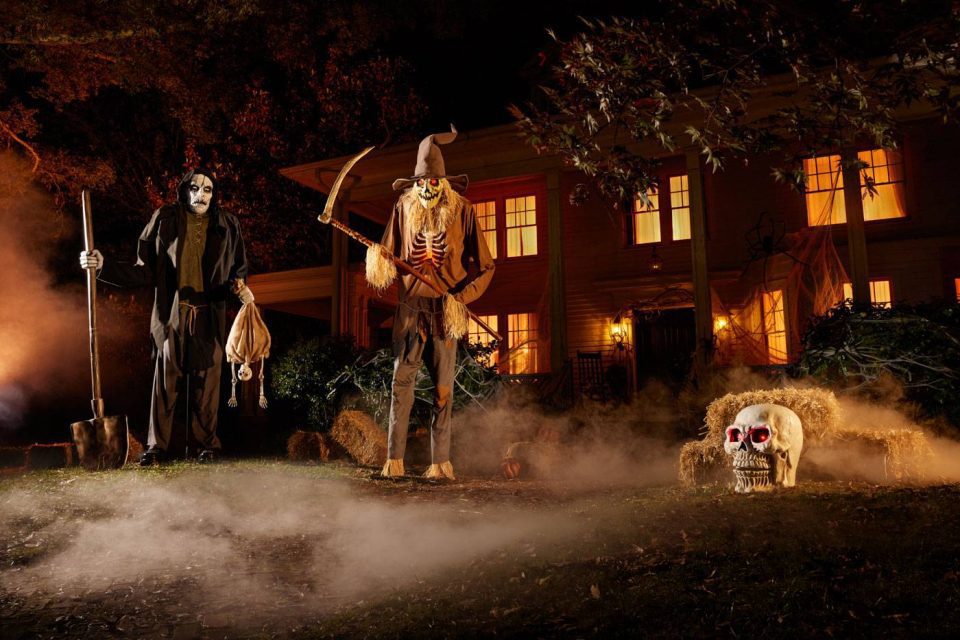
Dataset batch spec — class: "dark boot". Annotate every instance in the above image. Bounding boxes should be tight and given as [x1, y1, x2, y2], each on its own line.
[197, 449, 219, 464]
[139, 446, 164, 466]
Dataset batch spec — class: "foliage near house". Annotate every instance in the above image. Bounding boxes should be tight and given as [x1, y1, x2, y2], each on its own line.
[796, 302, 960, 427]
[271, 336, 501, 432]
[513, 0, 960, 203]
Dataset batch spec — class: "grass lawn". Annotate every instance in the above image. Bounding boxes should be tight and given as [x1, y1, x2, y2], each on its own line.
[2, 460, 959, 638]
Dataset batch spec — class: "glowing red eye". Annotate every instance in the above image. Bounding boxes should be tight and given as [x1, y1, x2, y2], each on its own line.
[416, 178, 425, 186]
[429, 178, 439, 187]
[727, 427, 741, 443]
[750, 427, 770, 444]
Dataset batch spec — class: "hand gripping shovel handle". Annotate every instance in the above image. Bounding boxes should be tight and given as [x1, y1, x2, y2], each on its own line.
[81, 190, 105, 419]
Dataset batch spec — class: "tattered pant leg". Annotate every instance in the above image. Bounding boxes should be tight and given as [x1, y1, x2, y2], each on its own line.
[189, 341, 223, 451]
[387, 337, 426, 460]
[425, 336, 458, 464]
[148, 338, 223, 452]
[147, 338, 181, 451]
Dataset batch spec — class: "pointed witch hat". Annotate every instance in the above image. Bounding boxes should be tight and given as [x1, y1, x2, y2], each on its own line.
[392, 124, 469, 193]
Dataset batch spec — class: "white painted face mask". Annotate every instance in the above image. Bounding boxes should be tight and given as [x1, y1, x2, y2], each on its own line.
[187, 174, 214, 215]
[415, 177, 444, 209]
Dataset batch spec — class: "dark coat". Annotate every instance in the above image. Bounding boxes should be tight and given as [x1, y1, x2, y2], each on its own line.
[99, 203, 249, 354]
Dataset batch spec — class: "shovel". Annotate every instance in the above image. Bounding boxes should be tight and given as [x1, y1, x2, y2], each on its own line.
[70, 190, 129, 470]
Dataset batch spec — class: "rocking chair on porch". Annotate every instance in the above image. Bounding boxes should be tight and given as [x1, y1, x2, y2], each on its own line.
[576, 350, 607, 402]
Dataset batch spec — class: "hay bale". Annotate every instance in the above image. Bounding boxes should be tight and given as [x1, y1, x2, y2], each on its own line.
[705, 387, 841, 442]
[682, 387, 842, 487]
[678, 438, 728, 487]
[829, 427, 933, 481]
[330, 410, 387, 467]
[26, 443, 75, 469]
[287, 430, 333, 463]
[126, 433, 144, 466]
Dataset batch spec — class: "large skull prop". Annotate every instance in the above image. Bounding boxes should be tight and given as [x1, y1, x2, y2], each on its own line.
[415, 177, 444, 209]
[724, 403, 804, 493]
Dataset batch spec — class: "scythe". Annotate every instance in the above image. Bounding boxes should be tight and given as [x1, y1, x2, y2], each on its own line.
[318, 146, 502, 342]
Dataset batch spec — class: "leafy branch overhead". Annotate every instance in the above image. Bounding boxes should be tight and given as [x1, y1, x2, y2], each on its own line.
[512, 0, 960, 203]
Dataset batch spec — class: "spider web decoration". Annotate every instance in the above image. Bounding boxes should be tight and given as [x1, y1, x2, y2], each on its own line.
[716, 163, 848, 365]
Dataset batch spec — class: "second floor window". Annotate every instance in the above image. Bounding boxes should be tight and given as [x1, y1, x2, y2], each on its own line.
[630, 173, 690, 245]
[505, 195, 538, 257]
[804, 149, 906, 226]
[474, 200, 498, 260]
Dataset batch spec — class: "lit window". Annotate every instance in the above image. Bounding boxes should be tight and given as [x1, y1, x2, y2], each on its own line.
[955, 278, 960, 302]
[805, 149, 907, 226]
[842, 280, 892, 308]
[632, 190, 661, 245]
[474, 200, 497, 259]
[669, 175, 691, 240]
[505, 195, 538, 257]
[507, 313, 538, 374]
[858, 149, 906, 221]
[803, 154, 845, 225]
[467, 315, 499, 368]
[762, 290, 788, 364]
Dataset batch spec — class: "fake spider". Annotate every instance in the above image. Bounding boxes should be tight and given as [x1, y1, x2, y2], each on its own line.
[741, 210, 806, 286]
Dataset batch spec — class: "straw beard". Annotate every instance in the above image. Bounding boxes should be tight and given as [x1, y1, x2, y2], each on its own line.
[400, 180, 461, 236]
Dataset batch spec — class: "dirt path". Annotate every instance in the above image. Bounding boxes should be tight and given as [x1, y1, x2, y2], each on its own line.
[2, 462, 959, 638]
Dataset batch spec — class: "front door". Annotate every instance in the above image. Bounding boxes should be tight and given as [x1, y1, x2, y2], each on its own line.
[634, 307, 697, 386]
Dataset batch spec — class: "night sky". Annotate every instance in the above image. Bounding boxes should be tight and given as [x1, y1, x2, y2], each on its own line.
[387, 0, 644, 131]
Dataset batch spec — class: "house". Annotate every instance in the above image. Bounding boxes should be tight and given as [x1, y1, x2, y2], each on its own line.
[256, 110, 960, 396]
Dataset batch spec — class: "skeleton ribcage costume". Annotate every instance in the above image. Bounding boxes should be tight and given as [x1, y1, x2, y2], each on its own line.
[410, 230, 447, 270]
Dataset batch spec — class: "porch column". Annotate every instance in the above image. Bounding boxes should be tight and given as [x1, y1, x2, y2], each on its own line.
[546, 169, 568, 372]
[685, 148, 713, 362]
[330, 191, 351, 336]
[841, 149, 871, 308]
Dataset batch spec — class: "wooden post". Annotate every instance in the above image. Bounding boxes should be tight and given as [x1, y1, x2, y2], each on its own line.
[330, 193, 350, 336]
[841, 149, 871, 309]
[546, 170, 568, 372]
[685, 148, 714, 364]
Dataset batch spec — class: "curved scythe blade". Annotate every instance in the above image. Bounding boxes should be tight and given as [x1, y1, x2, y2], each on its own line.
[319, 145, 376, 223]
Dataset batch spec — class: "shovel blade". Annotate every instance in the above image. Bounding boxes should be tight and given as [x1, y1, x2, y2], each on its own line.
[70, 415, 130, 471]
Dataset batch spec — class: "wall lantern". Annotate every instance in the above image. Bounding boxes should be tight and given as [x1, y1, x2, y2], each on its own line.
[713, 314, 730, 333]
[610, 313, 628, 350]
[648, 247, 664, 272]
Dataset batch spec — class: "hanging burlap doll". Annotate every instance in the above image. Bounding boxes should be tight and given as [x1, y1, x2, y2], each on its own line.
[226, 297, 271, 409]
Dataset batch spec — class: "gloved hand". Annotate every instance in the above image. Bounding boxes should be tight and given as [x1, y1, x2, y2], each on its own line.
[234, 279, 255, 305]
[79, 250, 103, 270]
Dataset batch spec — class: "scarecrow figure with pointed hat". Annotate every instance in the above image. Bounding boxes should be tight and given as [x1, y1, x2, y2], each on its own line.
[366, 126, 495, 480]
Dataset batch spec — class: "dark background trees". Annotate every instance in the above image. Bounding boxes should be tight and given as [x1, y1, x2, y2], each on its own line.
[513, 0, 960, 203]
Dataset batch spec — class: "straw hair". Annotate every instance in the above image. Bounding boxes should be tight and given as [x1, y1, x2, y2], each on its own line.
[443, 294, 469, 340]
[424, 460, 456, 480]
[381, 458, 405, 477]
[365, 244, 397, 292]
[400, 179, 461, 235]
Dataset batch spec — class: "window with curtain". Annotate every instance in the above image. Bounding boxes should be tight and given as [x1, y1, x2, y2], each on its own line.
[631, 189, 661, 244]
[669, 175, 691, 240]
[506, 312, 538, 374]
[858, 148, 906, 221]
[762, 289, 788, 364]
[805, 149, 907, 226]
[803, 154, 845, 225]
[842, 280, 893, 308]
[474, 199, 497, 259]
[505, 195, 538, 257]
